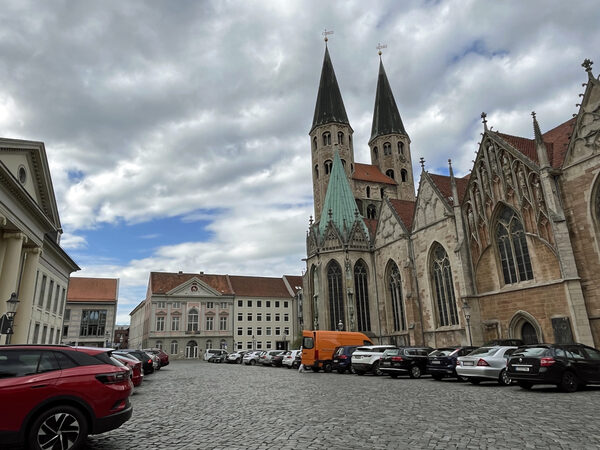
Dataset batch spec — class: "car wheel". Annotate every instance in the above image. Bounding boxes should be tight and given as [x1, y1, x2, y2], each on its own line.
[498, 369, 511, 386]
[517, 381, 533, 390]
[355, 370, 365, 376]
[250, 360, 256, 366]
[312, 366, 320, 372]
[409, 365, 422, 379]
[350, 366, 356, 374]
[324, 362, 332, 373]
[469, 378, 480, 385]
[559, 371, 578, 393]
[432, 374, 443, 381]
[373, 362, 383, 376]
[337, 368, 346, 374]
[29, 405, 88, 450]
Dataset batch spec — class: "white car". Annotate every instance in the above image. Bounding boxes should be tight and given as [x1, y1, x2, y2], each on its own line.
[456, 346, 517, 385]
[203, 349, 227, 361]
[351, 345, 397, 375]
[282, 350, 301, 369]
[226, 351, 245, 364]
[243, 351, 262, 365]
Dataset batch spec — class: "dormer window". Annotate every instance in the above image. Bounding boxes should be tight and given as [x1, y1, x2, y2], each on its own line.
[338, 131, 344, 144]
[398, 142, 404, 155]
[384, 142, 391, 155]
[322, 132, 331, 146]
[386, 169, 395, 180]
[324, 160, 333, 174]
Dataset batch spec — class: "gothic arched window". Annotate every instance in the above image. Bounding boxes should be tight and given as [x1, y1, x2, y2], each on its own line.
[314, 165, 319, 179]
[373, 147, 378, 160]
[313, 137, 317, 150]
[322, 132, 331, 146]
[431, 244, 459, 327]
[496, 206, 533, 284]
[354, 261, 371, 332]
[366, 186, 371, 198]
[367, 204, 376, 219]
[187, 308, 199, 332]
[383, 142, 391, 155]
[398, 141, 404, 155]
[338, 131, 344, 144]
[324, 160, 333, 174]
[401, 169, 407, 182]
[327, 261, 344, 330]
[386, 169, 395, 180]
[341, 159, 346, 168]
[387, 261, 406, 331]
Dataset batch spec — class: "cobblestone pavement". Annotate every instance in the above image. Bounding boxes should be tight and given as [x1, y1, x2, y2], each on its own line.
[86, 360, 600, 449]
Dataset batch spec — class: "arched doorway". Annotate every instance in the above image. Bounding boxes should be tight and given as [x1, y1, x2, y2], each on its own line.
[185, 340, 198, 358]
[509, 311, 542, 344]
[521, 322, 539, 344]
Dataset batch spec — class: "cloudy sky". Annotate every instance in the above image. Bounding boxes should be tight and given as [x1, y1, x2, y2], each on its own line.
[1, 0, 599, 324]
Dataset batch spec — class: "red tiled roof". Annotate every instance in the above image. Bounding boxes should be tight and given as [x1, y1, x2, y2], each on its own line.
[228, 276, 294, 298]
[353, 163, 397, 185]
[363, 218, 378, 237]
[389, 199, 415, 229]
[150, 272, 234, 295]
[67, 277, 118, 303]
[283, 275, 303, 294]
[429, 174, 469, 205]
[495, 117, 575, 169]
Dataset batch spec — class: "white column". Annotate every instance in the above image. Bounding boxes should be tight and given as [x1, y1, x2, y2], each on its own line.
[12, 247, 42, 343]
[0, 232, 27, 316]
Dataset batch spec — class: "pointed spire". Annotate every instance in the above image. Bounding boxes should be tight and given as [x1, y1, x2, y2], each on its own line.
[370, 59, 406, 142]
[318, 151, 369, 239]
[532, 111, 550, 169]
[449, 159, 459, 206]
[311, 47, 349, 131]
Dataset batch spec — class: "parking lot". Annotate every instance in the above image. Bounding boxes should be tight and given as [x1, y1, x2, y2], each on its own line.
[85, 360, 600, 449]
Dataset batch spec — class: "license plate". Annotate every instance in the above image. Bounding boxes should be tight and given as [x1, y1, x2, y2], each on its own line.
[463, 361, 474, 366]
[431, 361, 440, 364]
[515, 367, 529, 372]
[333, 359, 339, 363]
[382, 361, 391, 366]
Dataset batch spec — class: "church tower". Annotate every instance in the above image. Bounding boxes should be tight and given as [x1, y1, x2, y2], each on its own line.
[369, 58, 415, 201]
[310, 45, 355, 222]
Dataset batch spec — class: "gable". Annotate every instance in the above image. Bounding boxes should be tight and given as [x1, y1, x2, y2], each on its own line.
[413, 174, 451, 230]
[166, 277, 223, 297]
[374, 199, 407, 247]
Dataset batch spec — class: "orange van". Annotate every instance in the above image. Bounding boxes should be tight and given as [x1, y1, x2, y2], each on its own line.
[301, 330, 373, 372]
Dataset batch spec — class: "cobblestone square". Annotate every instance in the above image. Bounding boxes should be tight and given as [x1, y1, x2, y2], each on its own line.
[85, 360, 600, 449]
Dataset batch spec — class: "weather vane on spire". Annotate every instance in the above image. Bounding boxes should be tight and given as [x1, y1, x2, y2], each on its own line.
[322, 29, 334, 44]
[377, 43, 387, 57]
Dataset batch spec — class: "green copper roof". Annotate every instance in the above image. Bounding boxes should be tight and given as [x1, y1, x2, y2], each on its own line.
[318, 151, 369, 239]
[370, 59, 406, 142]
[311, 47, 349, 131]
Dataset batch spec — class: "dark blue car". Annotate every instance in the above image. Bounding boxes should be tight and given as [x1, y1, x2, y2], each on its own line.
[428, 346, 477, 381]
[332, 345, 358, 374]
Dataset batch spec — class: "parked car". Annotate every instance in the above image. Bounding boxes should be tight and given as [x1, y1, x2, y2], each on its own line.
[485, 339, 524, 347]
[113, 353, 144, 387]
[331, 345, 358, 374]
[208, 351, 228, 363]
[143, 348, 169, 367]
[427, 346, 478, 381]
[243, 351, 262, 365]
[227, 351, 246, 364]
[282, 350, 302, 369]
[0, 344, 133, 449]
[456, 346, 517, 385]
[259, 350, 284, 366]
[204, 349, 227, 361]
[351, 345, 397, 375]
[302, 330, 373, 372]
[380, 347, 433, 378]
[271, 351, 287, 367]
[508, 343, 600, 392]
[114, 349, 155, 375]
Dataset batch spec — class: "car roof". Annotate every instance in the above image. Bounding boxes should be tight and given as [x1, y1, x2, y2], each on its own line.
[0, 344, 111, 356]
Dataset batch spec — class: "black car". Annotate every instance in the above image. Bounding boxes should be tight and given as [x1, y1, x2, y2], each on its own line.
[508, 343, 600, 392]
[271, 352, 286, 367]
[427, 346, 478, 381]
[331, 345, 358, 374]
[485, 339, 524, 347]
[114, 349, 155, 375]
[380, 347, 433, 379]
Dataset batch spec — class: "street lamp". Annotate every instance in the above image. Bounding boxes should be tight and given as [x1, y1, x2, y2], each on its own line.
[282, 332, 287, 351]
[337, 320, 343, 331]
[462, 301, 472, 346]
[252, 334, 256, 350]
[0, 293, 19, 344]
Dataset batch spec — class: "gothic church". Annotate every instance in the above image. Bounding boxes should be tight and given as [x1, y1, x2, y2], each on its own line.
[302, 45, 600, 349]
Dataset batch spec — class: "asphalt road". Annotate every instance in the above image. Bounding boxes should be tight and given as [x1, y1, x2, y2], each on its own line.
[85, 360, 600, 449]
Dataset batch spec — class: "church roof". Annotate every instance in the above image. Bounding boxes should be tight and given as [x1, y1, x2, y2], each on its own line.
[389, 199, 416, 229]
[429, 173, 470, 205]
[495, 117, 575, 169]
[150, 272, 234, 295]
[228, 276, 294, 298]
[363, 218, 378, 236]
[353, 163, 397, 185]
[370, 59, 407, 142]
[311, 47, 349, 131]
[318, 151, 369, 238]
[67, 277, 118, 303]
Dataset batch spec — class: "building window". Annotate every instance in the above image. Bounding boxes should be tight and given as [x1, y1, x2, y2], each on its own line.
[247, 313, 252, 321]
[247, 300, 252, 307]
[46, 280, 54, 311]
[322, 132, 331, 146]
[247, 327, 252, 336]
[207, 302, 214, 309]
[206, 340, 212, 350]
[257, 341, 263, 349]
[62, 325, 68, 339]
[238, 312, 243, 321]
[64, 309, 71, 321]
[220, 339, 227, 349]
[380, 188, 385, 199]
[373, 147, 378, 160]
[266, 327, 272, 336]
[398, 142, 404, 154]
[33, 323, 40, 343]
[156, 341, 163, 350]
[172, 316, 180, 331]
[221, 302, 227, 309]
[206, 317, 214, 331]
[366, 186, 371, 198]
[156, 316, 165, 331]
[496, 206, 534, 284]
[388, 262, 406, 332]
[324, 160, 333, 175]
[257, 301, 262, 307]
[238, 300, 243, 307]
[275, 327, 281, 335]
[157, 301, 166, 308]
[257, 313, 262, 321]
[38, 275, 47, 307]
[237, 327, 243, 336]
[60, 288, 66, 315]
[431, 244, 459, 327]
[315, 165, 319, 179]
[170, 340, 178, 355]
[41, 326, 47, 344]
[188, 308, 199, 332]
[275, 314, 280, 321]
[172, 302, 180, 309]
[327, 261, 345, 331]
[53, 287, 60, 314]
[247, 342, 253, 350]
[367, 204, 377, 219]
[275, 301, 280, 308]
[313, 136, 317, 150]
[257, 328, 262, 336]
[266, 301, 271, 307]
[237, 342, 243, 350]
[49, 328, 55, 344]
[266, 341, 272, 349]
[354, 261, 371, 332]
[220, 316, 227, 331]
[386, 169, 395, 180]
[266, 313, 271, 321]
[80, 310, 107, 337]
[284, 301, 288, 308]
[284, 313, 289, 321]
[383, 142, 391, 155]
[401, 169, 407, 182]
[338, 131, 344, 144]
[284, 327, 290, 335]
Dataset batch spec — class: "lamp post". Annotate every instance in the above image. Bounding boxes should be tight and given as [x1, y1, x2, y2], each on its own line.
[282, 332, 287, 351]
[0, 293, 19, 344]
[462, 301, 472, 346]
[337, 319, 343, 331]
[119, 335, 124, 349]
[252, 334, 256, 350]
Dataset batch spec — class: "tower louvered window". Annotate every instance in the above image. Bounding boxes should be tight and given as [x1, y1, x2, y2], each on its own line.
[338, 131, 344, 144]
[401, 169, 407, 182]
[354, 262, 371, 332]
[322, 132, 331, 146]
[496, 206, 533, 284]
[398, 141, 404, 155]
[327, 261, 344, 330]
[384, 142, 391, 155]
[386, 169, 395, 180]
[324, 160, 333, 174]
[388, 262, 406, 331]
[431, 244, 459, 327]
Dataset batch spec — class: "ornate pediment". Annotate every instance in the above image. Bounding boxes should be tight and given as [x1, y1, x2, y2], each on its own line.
[348, 220, 370, 250]
[166, 278, 222, 297]
[320, 221, 343, 251]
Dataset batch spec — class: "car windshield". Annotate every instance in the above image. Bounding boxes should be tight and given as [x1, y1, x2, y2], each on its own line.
[512, 347, 550, 357]
[382, 349, 401, 356]
[430, 349, 455, 357]
[467, 347, 497, 356]
[302, 337, 314, 349]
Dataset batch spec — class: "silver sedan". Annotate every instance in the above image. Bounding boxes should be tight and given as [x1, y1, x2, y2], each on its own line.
[456, 346, 517, 385]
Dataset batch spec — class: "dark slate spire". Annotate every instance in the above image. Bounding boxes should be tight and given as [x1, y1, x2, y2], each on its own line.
[311, 47, 349, 131]
[370, 59, 406, 142]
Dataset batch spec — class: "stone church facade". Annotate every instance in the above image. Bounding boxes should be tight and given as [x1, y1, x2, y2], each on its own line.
[303, 47, 600, 349]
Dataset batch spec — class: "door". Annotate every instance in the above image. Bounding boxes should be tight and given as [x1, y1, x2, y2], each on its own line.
[521, 322, 539, 345]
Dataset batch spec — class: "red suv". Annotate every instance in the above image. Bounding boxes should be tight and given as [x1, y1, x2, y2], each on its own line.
[0, 345, 133, 450]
